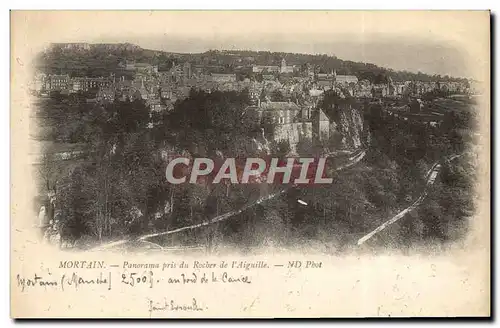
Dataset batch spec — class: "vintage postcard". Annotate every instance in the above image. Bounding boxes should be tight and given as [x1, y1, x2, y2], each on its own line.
[10, 10, 490, 318]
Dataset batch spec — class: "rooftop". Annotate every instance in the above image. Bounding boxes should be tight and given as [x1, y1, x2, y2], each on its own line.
[260, 101, 300, 111]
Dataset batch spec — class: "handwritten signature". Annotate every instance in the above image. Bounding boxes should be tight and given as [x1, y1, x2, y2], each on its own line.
[148, 297, 206, 315]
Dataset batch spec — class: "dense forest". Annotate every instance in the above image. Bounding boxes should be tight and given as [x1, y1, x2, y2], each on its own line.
[37, 89, 277, 247]
[35, 87, 477, 251]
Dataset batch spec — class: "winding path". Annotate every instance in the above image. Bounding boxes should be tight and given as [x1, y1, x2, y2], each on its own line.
[356, 154, 462, 246]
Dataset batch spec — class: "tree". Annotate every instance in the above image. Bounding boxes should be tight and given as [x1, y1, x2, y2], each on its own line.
[270, 89, 285, 102]
[271, 139, 291, 158]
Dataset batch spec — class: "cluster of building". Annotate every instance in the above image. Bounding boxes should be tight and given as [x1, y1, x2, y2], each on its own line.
[29, 56, 478, 151]
[30, 56, 476, 109]
[252, 58, 296, 74]
[243, 99, 330, 153]
[30, 73, 113, 96]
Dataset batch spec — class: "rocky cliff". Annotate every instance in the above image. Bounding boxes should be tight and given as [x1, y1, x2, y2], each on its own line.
[328, 103, 368, 150]
[338, 105, 365, 149]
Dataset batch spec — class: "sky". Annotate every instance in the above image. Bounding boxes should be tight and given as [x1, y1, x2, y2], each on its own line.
[13, 11, 490, 80]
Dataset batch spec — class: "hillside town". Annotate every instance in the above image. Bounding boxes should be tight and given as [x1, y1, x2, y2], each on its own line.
[30, 54, 479, 108]
[29, 43, 481, 153]
[29, 43, 479, 253]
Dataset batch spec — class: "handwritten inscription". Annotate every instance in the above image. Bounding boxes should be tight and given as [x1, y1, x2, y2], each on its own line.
[17, 272, 112, 291]
[148, 297, 207, 315]
[17, 274, 58, 292]
[121, 271, 154, 288]
[16, 270, 252, 292]
[61, 272, 112, 291]
[119, 271, 252, 287]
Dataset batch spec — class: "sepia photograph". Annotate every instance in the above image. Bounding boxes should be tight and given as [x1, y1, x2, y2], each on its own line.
[10, 10, 491, 318]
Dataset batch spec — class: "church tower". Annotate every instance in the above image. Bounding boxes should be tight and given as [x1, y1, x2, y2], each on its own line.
[331, 69, 337, 89]
[386, 76, 394, 97]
